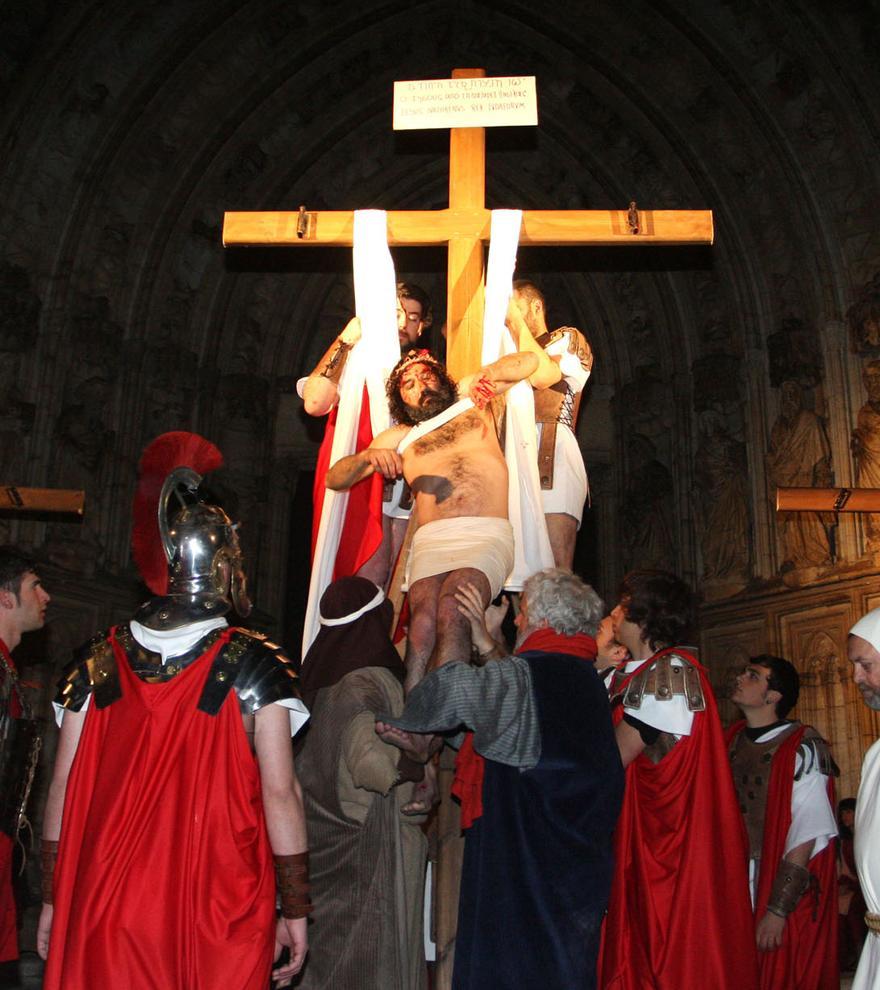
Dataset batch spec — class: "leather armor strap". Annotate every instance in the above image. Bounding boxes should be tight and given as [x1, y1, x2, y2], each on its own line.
[319, 339, 352, 385]
[767, 859, 812, 917]
[41, 839, 58, 904]
[537, 421, 558, 489]
[275, 852, 313, 919]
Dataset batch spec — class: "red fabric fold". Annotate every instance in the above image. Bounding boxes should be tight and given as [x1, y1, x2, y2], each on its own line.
[517, 628, 597, 661]
[310, 390, 384, 579]
[599, 647, 759, 990]
[44, 628, 276, 990]
[0, 638, 18, 963]
[726, 720, 839, 990]
[451, 629, 598, 829]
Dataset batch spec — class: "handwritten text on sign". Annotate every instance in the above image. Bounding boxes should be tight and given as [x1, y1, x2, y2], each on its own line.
[393, 76, 538, 130]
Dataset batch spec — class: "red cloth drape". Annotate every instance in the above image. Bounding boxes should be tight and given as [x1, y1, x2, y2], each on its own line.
[726, 720, 839, 990]
[0, 637, 20, 962]
[43, 628, 276, 990]
[310, 390, 384, 579]
[599, 648, 759, 990]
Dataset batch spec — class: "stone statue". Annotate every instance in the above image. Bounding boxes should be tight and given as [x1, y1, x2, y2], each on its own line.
[846, 272, 880, 352]
[851, 359, 880, 552]
[766, 381, 833, 570]
[695, 419, 751, 590]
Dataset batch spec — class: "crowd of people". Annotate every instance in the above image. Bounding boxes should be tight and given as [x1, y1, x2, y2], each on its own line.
[0, 279, 878, 989]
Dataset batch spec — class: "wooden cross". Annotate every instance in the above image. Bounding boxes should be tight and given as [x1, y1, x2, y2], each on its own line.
[224, 67, 714, 990]
[0, 486, 84, 517]
[223, 67, 713, 381]
[777, 486, 880, 513]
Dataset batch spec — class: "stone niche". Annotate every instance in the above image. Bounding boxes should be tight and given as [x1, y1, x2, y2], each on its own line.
[700, 572, 880, 802]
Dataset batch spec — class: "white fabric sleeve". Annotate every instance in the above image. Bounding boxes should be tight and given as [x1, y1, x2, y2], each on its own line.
[545, 331, 590, 393]
[785, 752, 838, 857]
[54, 694, 90, 727]
[274, 697, 310, 738]
[621, 657, 695, 737]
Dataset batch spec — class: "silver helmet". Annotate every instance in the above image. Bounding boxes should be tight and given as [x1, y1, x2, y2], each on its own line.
[134, 463, 252, 630]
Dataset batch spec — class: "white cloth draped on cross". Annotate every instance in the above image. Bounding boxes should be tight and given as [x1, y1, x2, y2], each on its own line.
[302, 209, 553, 654]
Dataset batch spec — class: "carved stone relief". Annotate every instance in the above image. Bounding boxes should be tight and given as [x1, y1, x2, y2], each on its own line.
[847, 272, 880, 354]
[851, 359, 880, 553]
[766, 381, 834, 573]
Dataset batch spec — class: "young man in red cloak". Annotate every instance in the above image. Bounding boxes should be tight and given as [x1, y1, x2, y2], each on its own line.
[599, 569, 760, 990]
[727, 654, 839, 989]
[0, 546, 50, 977]
[36, 433, 312, 990]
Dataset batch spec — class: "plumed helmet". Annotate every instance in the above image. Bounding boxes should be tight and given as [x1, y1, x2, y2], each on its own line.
[132, 432, 251, 625]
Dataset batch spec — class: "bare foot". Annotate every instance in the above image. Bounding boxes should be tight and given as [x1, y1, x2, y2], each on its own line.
[375, 721, 435, 763]
[402, 760, 439, 815]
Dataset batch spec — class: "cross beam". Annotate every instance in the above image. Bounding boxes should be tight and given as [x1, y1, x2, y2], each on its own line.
[0, 486, 85, 516]
[223, 67, 713, 379]
[777, 486, 880, 513]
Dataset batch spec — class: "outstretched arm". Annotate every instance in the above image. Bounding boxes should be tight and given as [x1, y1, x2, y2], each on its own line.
[255, 703, 310, 985]
[301, 317, 362, 417]
[459, 352, 539, 408]
[504, 298, 562, 389]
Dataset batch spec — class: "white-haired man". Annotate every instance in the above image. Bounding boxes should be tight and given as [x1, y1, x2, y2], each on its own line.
[376, 567, 624, 990]
[847, 608, 880, 989]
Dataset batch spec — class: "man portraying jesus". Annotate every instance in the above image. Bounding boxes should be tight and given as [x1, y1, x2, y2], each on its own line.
[326, 347, 538, 805]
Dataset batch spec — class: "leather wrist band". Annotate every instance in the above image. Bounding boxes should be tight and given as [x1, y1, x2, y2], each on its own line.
[767, 859, 811, 918]
[41, 839, 58, 904]
[275, 852, 313, 919]
[319, 339, 352, 384]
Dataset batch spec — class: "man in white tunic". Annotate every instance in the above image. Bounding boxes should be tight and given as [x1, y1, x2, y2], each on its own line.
[727, 654, 839, 987]
[847, 608, 880, 989]
[510, 280, 593, 569]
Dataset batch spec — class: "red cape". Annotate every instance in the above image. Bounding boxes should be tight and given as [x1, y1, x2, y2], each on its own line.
[0, 638, 21, 962]
[726, 721, 838, 990]
[43, 629, 276, 990]
[599, 648, 759, 990]
[311, 390, 384, 579]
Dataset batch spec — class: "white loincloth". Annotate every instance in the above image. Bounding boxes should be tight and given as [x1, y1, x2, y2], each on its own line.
[404, 516, 514, 599]
[539, 424, 589, 524]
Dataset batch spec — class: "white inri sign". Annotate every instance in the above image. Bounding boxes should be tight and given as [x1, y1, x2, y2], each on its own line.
[393, 76, 538, 130]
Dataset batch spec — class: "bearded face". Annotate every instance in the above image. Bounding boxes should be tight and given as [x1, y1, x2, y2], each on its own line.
[387, 359, 458, 426]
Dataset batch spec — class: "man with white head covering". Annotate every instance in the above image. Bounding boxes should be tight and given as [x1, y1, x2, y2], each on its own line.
[295, 577, 427, 990]
[847, 607, 880, 989]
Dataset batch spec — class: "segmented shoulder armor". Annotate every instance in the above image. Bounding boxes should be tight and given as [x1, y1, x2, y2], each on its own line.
[622, 652, 705, 712]
[56, 629, 121, 711]
[794, 727, 839, 780]
[197, 629, 301, 716]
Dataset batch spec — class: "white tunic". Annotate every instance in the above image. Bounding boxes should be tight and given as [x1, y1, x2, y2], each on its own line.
[538, 330, 590, 524]
[854, 738, 880, 990]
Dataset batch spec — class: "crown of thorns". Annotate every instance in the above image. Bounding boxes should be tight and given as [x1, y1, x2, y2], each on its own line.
[390, 349, 445, 379]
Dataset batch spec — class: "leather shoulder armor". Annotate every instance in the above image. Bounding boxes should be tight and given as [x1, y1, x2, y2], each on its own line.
[622, 652, 705, 712]
[57, 629, 122, 711]
[197, 629, 301, 717]
[795, 728, 839, 780]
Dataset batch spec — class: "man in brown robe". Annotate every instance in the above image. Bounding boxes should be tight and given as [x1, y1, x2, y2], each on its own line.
[295, 577, 428, 990]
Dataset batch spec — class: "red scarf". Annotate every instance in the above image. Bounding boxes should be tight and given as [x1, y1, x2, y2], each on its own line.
[452, 629, 597, 828]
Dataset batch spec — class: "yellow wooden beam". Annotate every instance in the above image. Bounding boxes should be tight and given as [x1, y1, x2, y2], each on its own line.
[0, 486, 85, 516]
[223, 207, 714, 249]
[777, 487, 880, 513]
